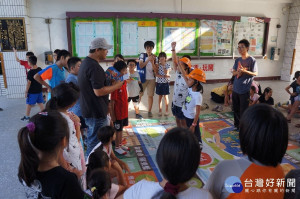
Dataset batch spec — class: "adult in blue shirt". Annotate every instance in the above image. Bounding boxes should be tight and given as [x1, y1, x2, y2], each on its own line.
[232, 39, 258, 130]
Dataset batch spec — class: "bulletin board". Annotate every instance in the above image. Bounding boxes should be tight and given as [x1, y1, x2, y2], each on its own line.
[162, 19, 198, 56]
[233, 17, 266, 56]
[119, 18, 159, 57]
[0, 18, 27, 51]
[66, 12, 270, 59]
[70, 18, 116, 58]
[200, 20, 234, 56]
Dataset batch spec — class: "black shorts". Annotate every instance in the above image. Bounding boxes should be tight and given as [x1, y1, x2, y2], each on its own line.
[114, 118, 128, 132]
[128, 96, 139, 103]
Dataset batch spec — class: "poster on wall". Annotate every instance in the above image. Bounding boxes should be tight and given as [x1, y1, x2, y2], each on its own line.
[71, 18, 115, 58]
[120, 19, 158, 57]
[233, 17, 265, 56]
[200, 20, 233, 56]
[162, 20, 198, 56]
[0, 18, 27, 51]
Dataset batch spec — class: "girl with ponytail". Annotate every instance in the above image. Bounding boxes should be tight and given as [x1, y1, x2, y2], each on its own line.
[18, 111, 84, 198]
[46, 82, 86, 188]
[121, 128, 212, 199]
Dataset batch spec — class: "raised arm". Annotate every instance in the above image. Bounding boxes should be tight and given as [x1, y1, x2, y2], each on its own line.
[13, 48, 20, 62]
[171, 42, 179, 71]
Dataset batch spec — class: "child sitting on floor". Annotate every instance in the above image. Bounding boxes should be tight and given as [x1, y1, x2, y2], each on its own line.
[87, 126, 130, 189]
[249, 85, 260, 106]
[86, 169, 111, 199]
[86, 149, 127, 199]
[257, 87, 274, 105]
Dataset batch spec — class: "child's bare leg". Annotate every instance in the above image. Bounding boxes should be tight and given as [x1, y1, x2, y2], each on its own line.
[180, 119, 187, 128]
[164, 95, 169, 112]
[116, 131, 122, 148]
[158, 95, 163, 113]
[133, 102, 140, 114]
[25, 104, 32, 117]
[37, 103, 44, 111]
[287, 101, 300, 120]
[111, 161, 127, 186]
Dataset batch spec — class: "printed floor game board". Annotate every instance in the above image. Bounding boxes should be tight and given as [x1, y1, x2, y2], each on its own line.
[114, 112, 300, 188]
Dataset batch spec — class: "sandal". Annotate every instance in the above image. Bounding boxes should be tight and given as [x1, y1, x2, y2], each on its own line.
[295, 124, 300, 128]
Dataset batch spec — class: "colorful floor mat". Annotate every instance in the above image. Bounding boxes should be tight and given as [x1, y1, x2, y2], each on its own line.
[115, 112, 300, 188]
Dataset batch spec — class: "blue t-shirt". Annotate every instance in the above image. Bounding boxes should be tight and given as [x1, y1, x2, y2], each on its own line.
[65, 73, 81, 117]
[233, 56, 257, 94]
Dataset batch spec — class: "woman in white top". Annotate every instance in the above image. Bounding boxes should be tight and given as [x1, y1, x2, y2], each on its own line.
[120, 127, 213, 199]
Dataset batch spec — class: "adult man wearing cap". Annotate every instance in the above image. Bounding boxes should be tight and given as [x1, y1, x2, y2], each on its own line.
[78, 38, 123, 156]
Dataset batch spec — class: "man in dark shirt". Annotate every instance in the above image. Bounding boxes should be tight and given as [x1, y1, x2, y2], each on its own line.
[232, 39, 258, 130]
[78, 38, 123, 156]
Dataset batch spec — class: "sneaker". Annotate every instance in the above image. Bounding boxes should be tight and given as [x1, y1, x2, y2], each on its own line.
[148, 112, 153, 118]
[115, 147, 127, 155]
[120, 145, 130, 151]
[136, 114, 143, 119]
[158, 112, 162, 116]
[216, 106, 223, 112]
[164, 111, 169, 116]
[21, 116, 30, 121]
[212, 105, 219, 111]
[201, 103, 209, 111]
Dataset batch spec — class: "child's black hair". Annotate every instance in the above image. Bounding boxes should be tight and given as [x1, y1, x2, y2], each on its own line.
[158, 52, 167, 59]
[127, 59, 137, 66]
[57, 50, 71, 61]
[238, 39, 250, 48]
[152, 127, 201, 199]
[262, 87, 272, 97]
[97, 126, 115, 145]
[54, 49, 61, 55]
[250, 86, 256, 92]
[18, 111, 69, 186]
[28, 56, 37, 66]
[190, 79, 204, 93]
[144, 41, 155, 49]
[86, 149, 110, 184]
[46, 82, 80, 110]
[113, 60, 128, 72]
[293, 71, 300, 80]
[87, 169, 111, 199]
[114, 54, 124, 61]
[67, 57, 81, 70]
[239, 104, 288, 167]
[182, 55, 191, 61]
[285, 169, 300, 199]
[26, 52, 34, 57]
[228, 76, 235, 85]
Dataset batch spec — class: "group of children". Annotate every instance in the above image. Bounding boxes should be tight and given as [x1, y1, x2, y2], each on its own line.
[15, 37, 300, 198]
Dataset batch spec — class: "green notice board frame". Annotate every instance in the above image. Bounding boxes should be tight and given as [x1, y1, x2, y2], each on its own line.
[70, 17, 117, 58]
[119, 18, 160, 57]
[162, 18, 199, 57]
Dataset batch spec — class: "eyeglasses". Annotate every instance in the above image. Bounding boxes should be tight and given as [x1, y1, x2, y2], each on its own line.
[237, 46, 246, 49]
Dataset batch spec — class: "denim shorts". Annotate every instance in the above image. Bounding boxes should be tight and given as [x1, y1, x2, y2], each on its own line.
[155, 83, 170, 95]
[171, 103, 185, 119]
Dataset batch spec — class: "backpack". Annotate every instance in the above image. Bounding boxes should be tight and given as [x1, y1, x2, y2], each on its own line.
[136, 53, 147, 83]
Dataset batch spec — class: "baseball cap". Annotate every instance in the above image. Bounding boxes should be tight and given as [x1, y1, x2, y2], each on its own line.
[89, 38, 113, 50]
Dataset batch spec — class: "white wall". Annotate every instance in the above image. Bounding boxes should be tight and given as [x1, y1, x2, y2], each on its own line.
[28, 0, 292, 80]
